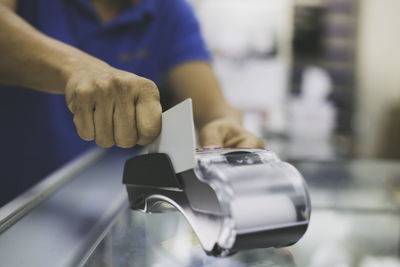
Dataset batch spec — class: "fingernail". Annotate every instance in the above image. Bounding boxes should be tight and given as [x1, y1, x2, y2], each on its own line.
[202, 145, 222, 150]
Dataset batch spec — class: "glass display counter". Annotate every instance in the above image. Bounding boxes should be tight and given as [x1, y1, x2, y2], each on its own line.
[1, 149, 399, 267]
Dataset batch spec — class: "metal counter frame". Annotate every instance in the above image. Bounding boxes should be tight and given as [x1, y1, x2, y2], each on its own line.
[0, 148, 135, 267]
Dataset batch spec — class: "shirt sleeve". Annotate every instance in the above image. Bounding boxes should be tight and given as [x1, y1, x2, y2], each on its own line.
[163, 0, 211, 72]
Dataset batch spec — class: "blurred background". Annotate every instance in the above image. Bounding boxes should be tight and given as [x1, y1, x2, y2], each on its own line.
[2, 1, 400, 267]
[186, 0, 400, 161]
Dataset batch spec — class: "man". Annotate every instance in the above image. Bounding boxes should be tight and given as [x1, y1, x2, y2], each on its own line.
[0, 0, 264, 206]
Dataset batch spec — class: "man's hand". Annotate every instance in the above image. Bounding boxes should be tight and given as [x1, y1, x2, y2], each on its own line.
[167, 62, 264, 149]
[0, 5, 162, 149]
[65, 63, 162, 148]
[199, 117, 264, 149]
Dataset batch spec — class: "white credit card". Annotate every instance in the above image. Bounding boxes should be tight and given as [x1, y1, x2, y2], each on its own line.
[147, 98, 196, 173]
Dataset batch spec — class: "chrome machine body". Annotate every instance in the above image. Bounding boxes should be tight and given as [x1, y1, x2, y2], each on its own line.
[123, 148, 311, 256]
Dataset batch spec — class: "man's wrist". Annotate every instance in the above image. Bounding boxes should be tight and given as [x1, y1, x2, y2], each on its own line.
[60, 53, 109, 93]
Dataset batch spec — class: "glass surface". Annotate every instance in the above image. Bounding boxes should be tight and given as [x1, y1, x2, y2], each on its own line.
[84, 160, 400, 267]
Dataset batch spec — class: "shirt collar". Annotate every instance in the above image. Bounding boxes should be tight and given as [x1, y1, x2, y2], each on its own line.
[69, 0, 159, 28]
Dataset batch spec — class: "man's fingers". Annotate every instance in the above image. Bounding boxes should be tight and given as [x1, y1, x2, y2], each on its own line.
[200, 125, 224, 147]
[135, 81, 162, 145]
[73, 105, 95, 141]
[223, 135, 243, 148]
[201, 120, 265, 149]
[224, 132, 265, 148]
[94, 102, 115, 147]
[235, 135, 265, 149]
[113, 102, 137, 148]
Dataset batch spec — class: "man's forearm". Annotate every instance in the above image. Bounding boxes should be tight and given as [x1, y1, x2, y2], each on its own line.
[0, 5, 105, 93]
[168, 61, 264, 148]
[167, 61, 242, 129]
[0, 4, 163, 149]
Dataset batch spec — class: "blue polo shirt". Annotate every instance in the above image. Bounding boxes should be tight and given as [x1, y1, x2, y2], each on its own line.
[0, 0, 210, 206]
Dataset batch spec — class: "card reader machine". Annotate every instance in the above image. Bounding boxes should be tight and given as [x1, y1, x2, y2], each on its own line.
[122, 100, 311, 256]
